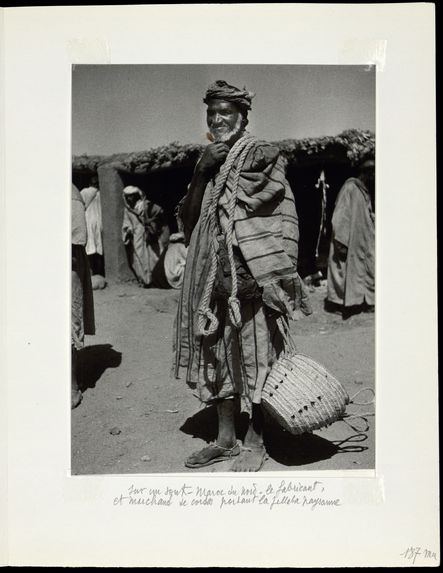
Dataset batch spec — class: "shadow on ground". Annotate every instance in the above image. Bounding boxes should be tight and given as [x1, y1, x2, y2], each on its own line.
[78, 344, 122, 391]
[180, 405, 369, 467]
[180, 405, 220, 443]
[264, 422, 368, 466]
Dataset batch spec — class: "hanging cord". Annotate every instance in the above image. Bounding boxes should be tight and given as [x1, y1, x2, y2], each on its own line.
[341, 415, 373, 433]
[342, 387, 375, 432]
[197, 134, 256, 336]
[224, 139, 257, 327]
[314, 171, 329, 259]
[276, 315, 298, 355]
[349, 387, 375, 406]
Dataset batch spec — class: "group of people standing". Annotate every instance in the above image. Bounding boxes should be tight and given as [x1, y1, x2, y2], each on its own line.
[121, 185, 187, 290]
[71, 79, 375, 472]
[70, 177, 188, 409]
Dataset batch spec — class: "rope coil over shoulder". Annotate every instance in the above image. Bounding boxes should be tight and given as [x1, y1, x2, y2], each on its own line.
[197, 134, 256, 337]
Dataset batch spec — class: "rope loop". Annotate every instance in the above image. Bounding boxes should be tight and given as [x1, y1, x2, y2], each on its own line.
[341, 414, 372, 433]
[349, 387, 375, 406]
[197, 308, 219, 336]
[228, 296, 242, 329]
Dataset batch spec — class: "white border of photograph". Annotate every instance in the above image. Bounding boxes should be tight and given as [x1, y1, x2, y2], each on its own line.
[4, 3, 438, 568]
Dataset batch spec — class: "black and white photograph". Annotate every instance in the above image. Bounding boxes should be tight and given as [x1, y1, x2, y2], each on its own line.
[71, 64, 376, 474]
[3, 2, 438, 568]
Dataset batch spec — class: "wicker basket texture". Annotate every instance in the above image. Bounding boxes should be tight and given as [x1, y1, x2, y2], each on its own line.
[262, 352, 350, 435]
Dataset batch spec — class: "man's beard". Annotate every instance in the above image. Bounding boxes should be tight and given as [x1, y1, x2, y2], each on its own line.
[209, 115, 244, 145]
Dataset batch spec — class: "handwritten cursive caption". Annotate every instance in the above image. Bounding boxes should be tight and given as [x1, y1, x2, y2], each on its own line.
[400, 547, 438, 565]
[113, 480, 341, 510]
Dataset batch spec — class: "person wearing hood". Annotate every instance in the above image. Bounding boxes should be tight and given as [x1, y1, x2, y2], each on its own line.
[121, 185, 169, 286]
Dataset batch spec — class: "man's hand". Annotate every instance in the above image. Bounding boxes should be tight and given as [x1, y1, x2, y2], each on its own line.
[196, 143, 229, 176]
[262, 282, 290, 315]
[262, 277, 313, 319]
[181, 143, 229, 242]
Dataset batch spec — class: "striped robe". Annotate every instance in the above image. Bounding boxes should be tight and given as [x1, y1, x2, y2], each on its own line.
[174, 140, 309, 411]
[218, 143, 299, 285]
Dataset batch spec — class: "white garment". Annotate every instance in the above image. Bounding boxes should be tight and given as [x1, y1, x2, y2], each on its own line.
[164, 242, 188, 289]
[80, 186, 103, 256]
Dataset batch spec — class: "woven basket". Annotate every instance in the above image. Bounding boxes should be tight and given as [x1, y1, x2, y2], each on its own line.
[262, 318, 349, 435]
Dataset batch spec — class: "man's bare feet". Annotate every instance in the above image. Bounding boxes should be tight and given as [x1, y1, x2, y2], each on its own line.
[231, 444, 268, 472]
[231, 404, 268, 471]
[185, 441, 240, 468]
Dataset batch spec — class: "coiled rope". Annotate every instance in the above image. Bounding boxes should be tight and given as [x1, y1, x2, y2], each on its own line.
[197, 134, 256, 336]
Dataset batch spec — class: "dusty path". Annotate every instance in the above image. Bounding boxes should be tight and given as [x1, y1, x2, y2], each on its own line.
[71, 281, 375, 475]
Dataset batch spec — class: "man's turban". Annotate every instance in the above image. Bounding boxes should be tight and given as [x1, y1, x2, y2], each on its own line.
[123, 185, 143, 196]
[203, 80, 255, 112]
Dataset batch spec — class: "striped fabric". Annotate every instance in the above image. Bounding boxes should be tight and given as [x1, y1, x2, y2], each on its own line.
[217, 142, 299, 286]
[174, 140, 306, 406]
[186, 298, 284, 413]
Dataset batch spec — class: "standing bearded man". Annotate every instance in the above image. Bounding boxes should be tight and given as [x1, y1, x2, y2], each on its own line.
[174, 80, 311, 471]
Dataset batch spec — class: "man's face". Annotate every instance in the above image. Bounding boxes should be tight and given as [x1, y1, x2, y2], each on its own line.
[125, 193, 140, 209]
[206, 100, 244, 144]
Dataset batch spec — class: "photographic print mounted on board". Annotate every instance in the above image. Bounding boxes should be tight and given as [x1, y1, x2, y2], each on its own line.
[71, 64, 375, 475]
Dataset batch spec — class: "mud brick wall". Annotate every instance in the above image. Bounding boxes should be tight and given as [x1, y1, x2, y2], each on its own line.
[97, 163, 133, 282]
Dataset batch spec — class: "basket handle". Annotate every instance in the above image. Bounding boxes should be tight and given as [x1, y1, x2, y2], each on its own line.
[276, 316, 297, 354]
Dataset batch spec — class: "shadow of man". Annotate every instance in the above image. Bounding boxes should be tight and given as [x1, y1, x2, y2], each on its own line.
[180, 403, 368, 467]
[77, 344, 122, 392]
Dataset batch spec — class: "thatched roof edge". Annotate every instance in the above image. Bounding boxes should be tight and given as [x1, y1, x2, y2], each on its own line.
[72, 129, 374, 173]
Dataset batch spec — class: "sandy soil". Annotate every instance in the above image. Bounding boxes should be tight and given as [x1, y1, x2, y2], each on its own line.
[71, 280, 375, 475]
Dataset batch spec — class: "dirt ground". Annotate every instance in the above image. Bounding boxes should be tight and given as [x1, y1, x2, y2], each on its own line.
[71, 280, 375, 475]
